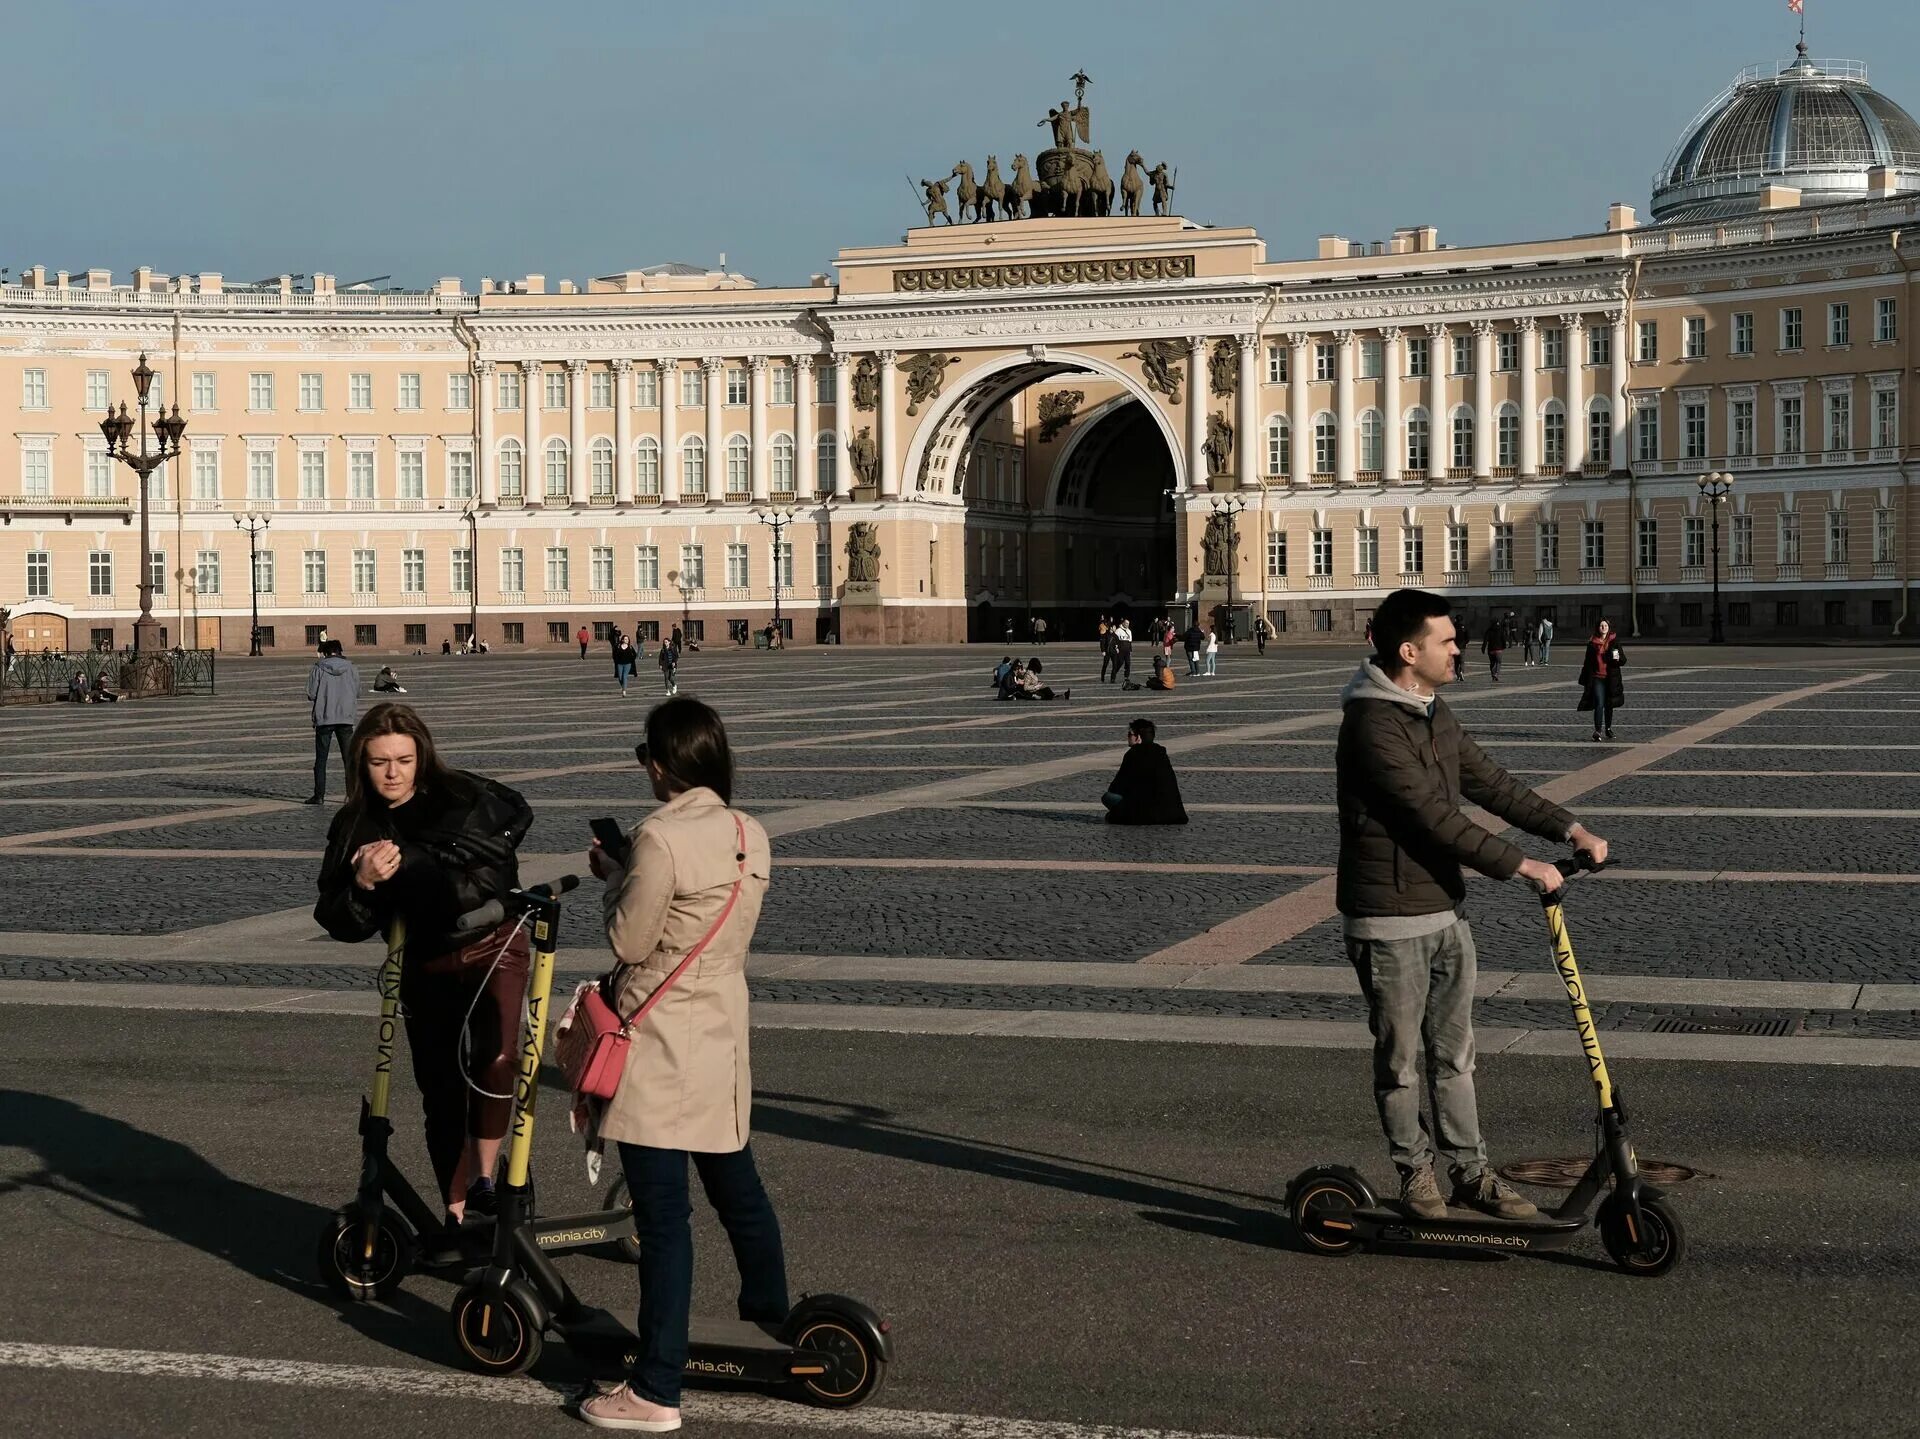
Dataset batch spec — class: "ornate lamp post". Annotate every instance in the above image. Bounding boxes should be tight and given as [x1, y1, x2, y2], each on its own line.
[1210, 495, 1247, 642]
[101, 353, 186, 654]
[755, 505, 797, 645]
[235, 511, 270, 656]
[1697, 470, 1734, 644]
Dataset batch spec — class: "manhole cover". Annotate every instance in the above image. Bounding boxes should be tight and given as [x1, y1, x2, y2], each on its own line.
[1648, 1016, 1800, 1038]
[1500, 1157, 1704, 1188]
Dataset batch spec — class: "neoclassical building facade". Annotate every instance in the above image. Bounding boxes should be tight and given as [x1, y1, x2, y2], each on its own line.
[4, 51, 1917, 650]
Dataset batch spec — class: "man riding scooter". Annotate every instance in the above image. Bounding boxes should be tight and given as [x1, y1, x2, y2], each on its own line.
[1336, 589, 1610, 1221]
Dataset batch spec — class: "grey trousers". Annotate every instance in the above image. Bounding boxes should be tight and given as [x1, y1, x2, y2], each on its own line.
[1345, 918, 1488, 1183]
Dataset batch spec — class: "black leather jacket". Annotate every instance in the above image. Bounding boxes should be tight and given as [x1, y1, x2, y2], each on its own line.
[314, 770, 535, 958]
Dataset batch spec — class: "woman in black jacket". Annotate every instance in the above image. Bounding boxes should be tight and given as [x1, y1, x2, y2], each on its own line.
[1576, 618, 1627, 741]
[315, 701, 535, 1228]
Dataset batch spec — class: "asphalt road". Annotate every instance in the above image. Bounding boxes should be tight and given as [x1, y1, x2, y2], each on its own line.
[2, 1005, 1914, 1438]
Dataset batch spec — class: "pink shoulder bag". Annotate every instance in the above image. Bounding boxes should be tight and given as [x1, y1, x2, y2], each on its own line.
[559, 812, 748, 1102]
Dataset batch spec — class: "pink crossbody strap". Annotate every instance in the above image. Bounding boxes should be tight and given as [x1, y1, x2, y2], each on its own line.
[615, 811, 748, 1033]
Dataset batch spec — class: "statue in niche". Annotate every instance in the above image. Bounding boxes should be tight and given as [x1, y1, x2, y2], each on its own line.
[852, 356, 880, 412]
[849, 426, 879, 490]
[1201, 511, 1234, 576]
[845, 522, 882, 583]
[902, 352, 960, 416]
[1208, 338, 1238, 398]
[1120, 338, 1184, 405]
[1037, 389, 1085, 443]
[1203, 412, 1234, 477]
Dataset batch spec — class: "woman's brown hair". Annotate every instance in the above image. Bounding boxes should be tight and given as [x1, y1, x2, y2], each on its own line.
[643, 696, 733, 803]
[344, 702, 455, 814]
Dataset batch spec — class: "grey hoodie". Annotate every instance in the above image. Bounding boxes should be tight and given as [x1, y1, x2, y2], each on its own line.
[307, 655, 361, 728]
[1339, 659, 1434, 717]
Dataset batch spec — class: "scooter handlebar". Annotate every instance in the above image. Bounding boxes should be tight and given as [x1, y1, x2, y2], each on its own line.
[452, 874, 580, 931]
[1552, 851, 1609, 880]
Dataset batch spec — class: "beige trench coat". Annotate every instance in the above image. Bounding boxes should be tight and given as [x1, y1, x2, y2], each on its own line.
[597, 787, 770, 1152]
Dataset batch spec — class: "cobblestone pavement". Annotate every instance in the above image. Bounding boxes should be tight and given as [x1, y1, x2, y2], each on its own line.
[3, 642, 1918, 1019]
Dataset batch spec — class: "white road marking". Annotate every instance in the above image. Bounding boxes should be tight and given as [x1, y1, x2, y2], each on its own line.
[0, 1340, 1277, 1439]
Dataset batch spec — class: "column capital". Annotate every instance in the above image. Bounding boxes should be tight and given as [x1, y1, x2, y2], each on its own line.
[1471, 319, 1496, 338]
[1380, 326, 1402, 343]
[833, 352, 852, 371]
[876, 349, 898, 367]
[1189, 335, 1210, 356]
[699, 355, 724, 374]
[653, 357, 675, 375]
[520, 358, 543, 374]
[1425, 322, 1447, 339]
[747, 354, 768, 373]
[474, 358, 496, 375]
[610, 356, 633, 373]
[565, 357, 587, 375]
[792, 353, 816, 372]
[1561, 312, 1587, 332]
[1236, 332, 1259, 352]
[1334, 329, 1356, 349]
[1516, 315, 1538, 333]
[1604, 309, 1626, 327]
[1285, 331, 1311, 350]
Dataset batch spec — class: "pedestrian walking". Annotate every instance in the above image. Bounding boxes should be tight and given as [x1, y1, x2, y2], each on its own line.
[1035, 615, 1048, 646]
[1097, 616, 1115, 684]
[1577, 619, 1626, 742]
[315, 625, 331, 654]
[577, 625, 591, 659]
[1204, 626, 1220, 676]
[1183, 621, 1206, 677]
[1112, 618, 1134, 687]
[1254, 614, 1270, 656]
[1004, 617, 1015, 643]
[304, 639, 360, 805]
[613, 631, 639, 696]
[1537, 615, 1555, 666]
[1521, 618, 1536, 667]
[659, 637, 680, 696]
[1336, 588, 1610, 1221]
[1482, 616, 1507, 683]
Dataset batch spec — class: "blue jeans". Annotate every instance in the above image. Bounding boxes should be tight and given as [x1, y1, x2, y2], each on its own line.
[1204, 652, 1217, 675]
[1588, 678, 1611, 734]
[1539, 636, 1553, 665]
[614, 661, 634, 688]
[311, 724, 351, 799]
[617, 1141, 789, 1407]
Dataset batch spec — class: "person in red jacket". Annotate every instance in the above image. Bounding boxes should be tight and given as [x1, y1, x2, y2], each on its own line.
[1578, 618, 1627, 741]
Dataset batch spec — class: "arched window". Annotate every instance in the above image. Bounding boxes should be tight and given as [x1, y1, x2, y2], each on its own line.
[590, 437, 614, 497]
[634, 438, 660, 497]
[725, 435, 750, 494]
[1541, 400, 1567, 469]
[1587, 397, 1613, 466]
[1358, 409, 1384, 473]
[497, 438, 523, 498]
[1496, 403, 1520, 468]
[544, 437, 569, 498]
[1451, 407, 1475, 470]
[770, 434, 795, 493]
[1405, 407, 1430, 474]
[816, 431, 837, 492]
[1313, 412, 1337, 475]
[1265, 416, 1290, 478]
[681, 436, 706, 495]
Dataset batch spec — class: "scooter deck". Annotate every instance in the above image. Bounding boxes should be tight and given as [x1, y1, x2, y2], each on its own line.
[555, 1307, 817, 1385]
[1353, 1204, 1587, 1251]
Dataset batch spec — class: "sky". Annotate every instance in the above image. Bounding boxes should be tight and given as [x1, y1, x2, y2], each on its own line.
[6, 0, 1920, 290]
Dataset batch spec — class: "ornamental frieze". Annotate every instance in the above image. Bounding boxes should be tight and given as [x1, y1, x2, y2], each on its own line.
[894, 254, 1195, 293]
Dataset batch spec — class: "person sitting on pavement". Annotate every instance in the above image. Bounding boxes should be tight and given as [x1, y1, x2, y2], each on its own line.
[372, 665, 407, 694]
[1101, 718, 1188, 825]
[991, 655, 1014, 691]
[1014, 659, 1069, 702]
[1337, 587, 1610, 1223]
[1146, 651, 1176, 691]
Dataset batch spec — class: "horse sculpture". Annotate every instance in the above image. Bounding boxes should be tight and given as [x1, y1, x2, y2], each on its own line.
[1089, 150, 1114, 217]
[1007, 154, 1036, 220]
[980, 156, 1006, 222]
[950, 161, 981, 224]
[1119, 150, 1147, 217]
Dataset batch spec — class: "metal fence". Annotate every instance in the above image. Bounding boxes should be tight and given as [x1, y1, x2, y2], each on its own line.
[0, 648, 217, 704]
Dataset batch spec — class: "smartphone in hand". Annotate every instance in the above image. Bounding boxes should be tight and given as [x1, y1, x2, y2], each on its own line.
[589, 816, 632, 863]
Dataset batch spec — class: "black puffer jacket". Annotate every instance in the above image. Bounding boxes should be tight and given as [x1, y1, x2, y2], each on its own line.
[1336, 661, 1573, 919]
[314, 770, 535, 958]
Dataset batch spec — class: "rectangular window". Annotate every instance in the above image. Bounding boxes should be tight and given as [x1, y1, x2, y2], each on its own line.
[1877, 296, 1898, 343]
[590, 370, 614, 409]
[192, 448, 219, 500]
[149, 550, 166, 596]
[1827, 509, 1849, 565]
[815, 540, 831, 589]
[1355, 526, 1380, 576]
[591, 545, 615, 591]
[1406, 335, 1430, 378]
[1358, 339, 1383, 380]
[447, 373, 472, 410]
[1636, 320, 1658, 363]
[770, 365, 794, 405]
[196, 548, 222, 596]
[398, 450, 424, 499]
[500, 622, 523, 645]
[1543, 409, 1566, 468]
[725, 542, 750, 589]
[1312, 343, 1334, 382]
[499, 546, 525, 592]
[341, 372, 369, 409]
[88, 549, 113, 597]
[1587, 327, 1611, 367]
[1875, 508, 1897, 563]
[813, 365, 835, 405]
[85, 449, 113, 497]
[1731, 399, 1755, 456]
[1311, 528, 1333, 576]
[352, 548, 376, 594]
[545, 546, 570, 592]
[451, 547, 473, 594]
[350, 450, 375, 500]
[1451, 335, 1472, 375]
[1491, 522, 1514, 572]
[355, 624, 379, 647]
[1266, 344, 1288, 384]
[1582, 519, 1605, 570]
[1315, 418, 1336, 474]
[248, 448, 275, 501]
[21, 368, 47, 407]
[1684, 316, 1706, 359]
[1445, 523, 1468, 573]
[20, 443, 49, 497]
[1405, 413, 1429, 473]
[681, 368, 705, 408]
[1826, 391, 1852, 452]
[1777, 600, 1799, 628]
[1266, 529, 1288, 578]
[1829, 302, 1850, 347]
[1778, 395, 1804, 454]
[634, 367, 659, 409]
[1683, 515, 1705, 568]
[254, 549, 276, 595]
[1875, 389, 1899, 448]
[635, 544, 660, 591]
[1400, 527, 1424, 575]
[1541, 328, 1566, 369]
[1778, 511, 1801, 565]
[398, 373, 422, 410]
[303, 549, 327, 594]
[1452, 414, 1473, 469]
[1780, 307, 1803, 351]
[1636, 516, 1658, 570]
[1495, 332, 1518, 372]
[1682, 401, 1707, 460]
[544, 370, 568, 410]
[298, 449, 325, 499]
[498, 370, 522, 410]
[679, 543, 705, 590]
[248, 372, 274, 411]
[296, 372, 322, 411]
[724, 368, 748, 406]
[85, 369, 109, 411]
[1732, 513, 1753, 567]
[771, 540, 794, 589]
[25, 550, 50, 598]
[1732, 312, 1754, 355]
[1497, 411, 1519, 467]
[192, 371, 217, 410]
[401, 548, 425, 593]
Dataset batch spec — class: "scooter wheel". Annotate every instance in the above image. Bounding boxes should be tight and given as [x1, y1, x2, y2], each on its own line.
[452, 1281, 544, 1375]
[317, 1207, 413, 1301]
[791, 1316, 886, 1408]
[1600, 1195, 1685, 1277]
[1290, 1175, 1367, 1257]
[602, 1173, 642, 1264]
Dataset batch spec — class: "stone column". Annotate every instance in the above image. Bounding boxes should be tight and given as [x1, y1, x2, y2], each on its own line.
[521, 360, 542, 503]
[1472, 321, 1494, 479]
[1563, 315, 1587, 473]
[1518, 317, 1539, 479]
[1237, 335, 1259, 489]
[1381, 328, 1402, 483]
[748, 356, 770, 502]
[612, 358, 633, 503]
[1287, 333, 1311, 483]
[702, 357, 724, 498]
[793, 355, 815, 500]
[567, 358, 587, 504]
[1610, 309, 1631, 470]
[877, 350, 899, 498]
[1184, 336, 1207, 491]
[1426, 324, 1448, 482]
[476, 360, 496, 504]
[1334, 330, 1356, 486]
[657, 360, 679, 503]
[834, 355, 854, 498]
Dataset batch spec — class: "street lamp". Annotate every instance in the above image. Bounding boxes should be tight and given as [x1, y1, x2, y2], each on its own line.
[235, 510, 270, 656]
[461, 500, 480, 649]
[755, 505, 797, 646]
[1697, 470, 1735, 644]
[101, 353, 186, 653]
[1210, 495, 1248, 643]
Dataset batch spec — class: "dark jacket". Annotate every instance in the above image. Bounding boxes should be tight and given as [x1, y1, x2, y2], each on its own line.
[1105, 742, 1188, 825]
[1482, 620, 1506, 654]
[1183, 625, 1206, 655]
[314, 769, 535, 958]
[1576, 637, 1627, 711]
[1336, 661, 1573, 919]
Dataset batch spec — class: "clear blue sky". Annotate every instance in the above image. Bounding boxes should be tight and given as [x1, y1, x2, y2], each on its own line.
[6, 0, 1917, 289]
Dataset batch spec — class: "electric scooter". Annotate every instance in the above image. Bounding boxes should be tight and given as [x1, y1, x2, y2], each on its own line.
[1286, 854, 1686, 1277]
[448, 878, 891, 1407]
[318, 914, 642, 1301]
